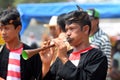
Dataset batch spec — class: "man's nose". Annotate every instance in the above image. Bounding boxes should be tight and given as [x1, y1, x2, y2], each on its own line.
[66, 30, 71, 36]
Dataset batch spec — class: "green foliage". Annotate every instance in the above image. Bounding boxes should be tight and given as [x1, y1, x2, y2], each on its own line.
[13, 0, 41, 7]
[0, 0, 67, 9]
[40, 0, 67, 3]
[0, 0, 14, 9]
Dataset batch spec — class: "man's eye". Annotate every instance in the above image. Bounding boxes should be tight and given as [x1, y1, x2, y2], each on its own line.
[70, 28, 74, 30]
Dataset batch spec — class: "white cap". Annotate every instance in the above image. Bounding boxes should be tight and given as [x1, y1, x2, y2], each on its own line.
[44, 16, 58, 27]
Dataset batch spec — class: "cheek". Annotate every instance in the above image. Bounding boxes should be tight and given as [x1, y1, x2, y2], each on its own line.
[73, 32, 82, 41]
[71, 35, 82, 46]
[56, 28, 60, 34]
[76, 34, 82, 41]
[50, 29, 55, 33]
[9, 30, 17, 36]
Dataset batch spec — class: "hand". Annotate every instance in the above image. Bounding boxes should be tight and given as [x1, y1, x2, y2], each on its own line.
[39, 41, 55, 78]
[39, 41, 53, 65]
[53, 38, 68, 64]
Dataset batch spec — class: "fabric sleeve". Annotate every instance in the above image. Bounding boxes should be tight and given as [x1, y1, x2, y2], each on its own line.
[82, 53, 108, 80]
[30, 53, 42, 79]
[42, 58, 60, 80]
[23, 44, 42, 79]
[57, 50, 108, 80]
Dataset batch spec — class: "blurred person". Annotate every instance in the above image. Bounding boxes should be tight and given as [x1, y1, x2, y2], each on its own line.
[0, 8, 42, 80]
[56, 13, 72, 49]
[87, 9, 112, 73]
[39, 33, 51, 47]
[27, 32, 38, 49]
[39, 10, 108, 80]
[49, 13, 73, 65]
[41, 33, 51, 42]
[43, 16, 59, 65]
[56, 13, 66, 39]
[44, 16, 58, 39]
[110, 40, 120, 80]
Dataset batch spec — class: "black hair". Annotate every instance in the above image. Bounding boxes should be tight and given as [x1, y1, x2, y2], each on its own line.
[0, 8, 21, 29]
[57, 13, 66, 32]
[65, 10, 91, 34]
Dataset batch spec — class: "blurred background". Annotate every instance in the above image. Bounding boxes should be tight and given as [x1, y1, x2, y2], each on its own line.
[0, 0, 120, 48]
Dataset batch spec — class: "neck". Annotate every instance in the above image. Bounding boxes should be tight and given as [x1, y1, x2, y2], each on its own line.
[73, 41, 90, 52]
[90, 27, 99, 36]
[6, 39, 22, 50]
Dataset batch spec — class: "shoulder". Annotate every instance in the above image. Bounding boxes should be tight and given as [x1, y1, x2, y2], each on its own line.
[93, 29, 111, 43]
[90, 48, 104, 54]
[88, 48, 107, 58]
[22, 43, 32, 49]
[98, 29, 109, 39]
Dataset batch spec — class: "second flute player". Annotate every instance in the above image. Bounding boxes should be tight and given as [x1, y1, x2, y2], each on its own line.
[39, 9, 108, 80]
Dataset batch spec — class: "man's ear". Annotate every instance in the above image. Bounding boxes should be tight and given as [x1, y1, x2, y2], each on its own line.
[16, 25, 21, 33]
[83, 25, 89, 34]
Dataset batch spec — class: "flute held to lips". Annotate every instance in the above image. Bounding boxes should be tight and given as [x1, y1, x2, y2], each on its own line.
[22, 38, 72, 60]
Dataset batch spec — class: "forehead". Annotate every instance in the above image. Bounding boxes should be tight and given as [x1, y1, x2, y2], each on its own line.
[49, 26, 57, 29]
[66, 23, 80, 28]
[0, 24, 14, 28]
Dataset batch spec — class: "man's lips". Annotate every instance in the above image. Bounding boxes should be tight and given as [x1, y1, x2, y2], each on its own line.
[67, 37, 73, 42]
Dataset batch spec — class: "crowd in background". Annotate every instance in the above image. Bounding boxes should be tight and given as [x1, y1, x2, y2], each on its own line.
[0, 6, 120, 80]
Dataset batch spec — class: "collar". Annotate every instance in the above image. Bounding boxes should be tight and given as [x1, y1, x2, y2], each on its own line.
[72, 46, 93, 55]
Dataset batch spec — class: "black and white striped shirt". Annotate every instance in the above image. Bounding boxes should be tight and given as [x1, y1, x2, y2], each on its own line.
[89, 28, 112, 69]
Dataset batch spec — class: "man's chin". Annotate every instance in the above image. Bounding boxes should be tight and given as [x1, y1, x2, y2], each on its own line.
[3, 39, 9, 43]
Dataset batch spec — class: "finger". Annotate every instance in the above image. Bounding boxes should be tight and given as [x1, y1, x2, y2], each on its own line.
[43, 41, 47, 44]
[52, 39, 63, 47]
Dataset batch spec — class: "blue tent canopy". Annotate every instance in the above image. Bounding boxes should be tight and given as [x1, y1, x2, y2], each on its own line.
[17, 2, 120, 35]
